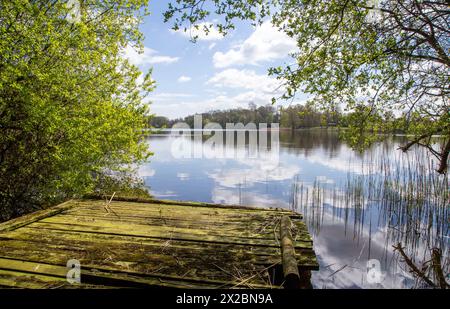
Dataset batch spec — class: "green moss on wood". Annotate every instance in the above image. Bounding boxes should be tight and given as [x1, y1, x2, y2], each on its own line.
[0, 198, 318, 288]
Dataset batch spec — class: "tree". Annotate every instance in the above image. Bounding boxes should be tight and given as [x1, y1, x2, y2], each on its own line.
[0, 0, 153, 220]
[164, 0, 449, 173]
[150, 116, 170, 128]
[170, 105, 279, 128]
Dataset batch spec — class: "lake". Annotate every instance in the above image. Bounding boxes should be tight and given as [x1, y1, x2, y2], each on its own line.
[138, 128, 449, 289]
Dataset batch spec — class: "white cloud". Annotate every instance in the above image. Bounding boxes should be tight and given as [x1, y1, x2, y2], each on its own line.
[124, 45, 179, 66]
[208, 42, 217, 50]
[147, 92, 194, 102]
[172, 22, 224, 41]
[177, 75, 192, 83]
[149, 70, 306, 118]
[150, 89, 310, 119]
[211, 187, 288, 208]
[309, 209, 417, 288]
[207, 68, 284, 94]
[176, 172, 190, 181]
[150, 91, 268, 118]
[149, 82, 310, 118]
[213, 21, 297, 68]
[207, 164, 300, 189]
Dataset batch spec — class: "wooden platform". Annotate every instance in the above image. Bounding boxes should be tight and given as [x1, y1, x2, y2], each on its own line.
[0, 197, 318, 288]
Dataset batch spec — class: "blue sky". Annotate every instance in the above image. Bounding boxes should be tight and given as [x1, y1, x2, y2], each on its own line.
[126, 1, 307, 119]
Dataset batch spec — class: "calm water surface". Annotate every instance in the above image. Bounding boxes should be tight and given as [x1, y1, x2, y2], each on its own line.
[138, 129, 449, 289]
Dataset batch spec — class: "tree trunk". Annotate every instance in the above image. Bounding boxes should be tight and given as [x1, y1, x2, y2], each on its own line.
[436, 138, 450, 174]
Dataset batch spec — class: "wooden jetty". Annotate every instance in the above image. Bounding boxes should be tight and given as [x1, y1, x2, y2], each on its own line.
[0, 197, 318, 288]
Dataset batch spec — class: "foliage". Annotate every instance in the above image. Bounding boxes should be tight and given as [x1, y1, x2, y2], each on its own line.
[0, 0, 154, 220]
[171, 104, 278, 128]
[164, 0, 450, 173]
[280, 102, 341, 129]
[149, 116, 170, 128]
[165, 102, 416, 134]
[91, 171, 152, 199]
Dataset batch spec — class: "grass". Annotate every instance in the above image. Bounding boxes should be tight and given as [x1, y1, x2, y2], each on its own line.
[289, 144, 449, 287]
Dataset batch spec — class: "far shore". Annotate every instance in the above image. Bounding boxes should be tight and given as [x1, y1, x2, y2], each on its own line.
[146, 126, 446, 138]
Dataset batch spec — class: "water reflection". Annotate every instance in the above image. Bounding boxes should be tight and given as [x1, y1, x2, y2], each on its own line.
[138, 129, 449, 288]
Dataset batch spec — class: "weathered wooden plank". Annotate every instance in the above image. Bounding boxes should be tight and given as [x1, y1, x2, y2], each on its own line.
[0, 247, 273, 288]
[0, 227, 280, 257]
[0, 269, 69, 289]
[58, 212, 288, 235]
[0, 228, 318, 270]
[62, 209, 278, 225]
[26, 220, 313, 250]
[0, 255, 273, 289]
[0, 200, 79, 232]
[0, 241, 283, 275]
[82, 195, 295, 214]
[0, 237, 266, 268]
[71, 199, 299, 217]
[40, 213, 312, 244]
[58, 209, 313, 246]
[59, 209, 276, 225]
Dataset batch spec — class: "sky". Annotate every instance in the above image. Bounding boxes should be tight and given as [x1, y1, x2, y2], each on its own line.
[124, 1, 308, 119]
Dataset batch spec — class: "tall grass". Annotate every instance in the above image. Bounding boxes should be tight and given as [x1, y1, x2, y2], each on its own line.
[290, 144, 449, 286]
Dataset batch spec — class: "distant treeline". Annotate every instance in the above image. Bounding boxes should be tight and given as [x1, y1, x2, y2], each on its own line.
[150, 103, 340, 129]
[149, 103, 413, 133]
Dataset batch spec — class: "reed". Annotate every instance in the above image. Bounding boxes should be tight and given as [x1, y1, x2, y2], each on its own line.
[290, 144, 449, 287]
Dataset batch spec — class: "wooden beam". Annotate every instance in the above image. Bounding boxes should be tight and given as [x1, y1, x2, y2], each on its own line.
[0, 200, 78, 233]
[83, 194, 298, 214]
[280, 215, 301, 289]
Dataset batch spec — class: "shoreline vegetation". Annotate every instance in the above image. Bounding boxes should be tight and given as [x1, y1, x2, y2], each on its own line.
[149, 126, 448, 138]
[0, 1, 154, 222]
[149, 104, 447, 137]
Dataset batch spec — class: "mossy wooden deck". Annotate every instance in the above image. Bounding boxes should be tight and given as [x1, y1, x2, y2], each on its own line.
[0, 197, 318, 289]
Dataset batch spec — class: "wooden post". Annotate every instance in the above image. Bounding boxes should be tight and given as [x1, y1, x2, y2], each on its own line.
[280, 215, 301, 289]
